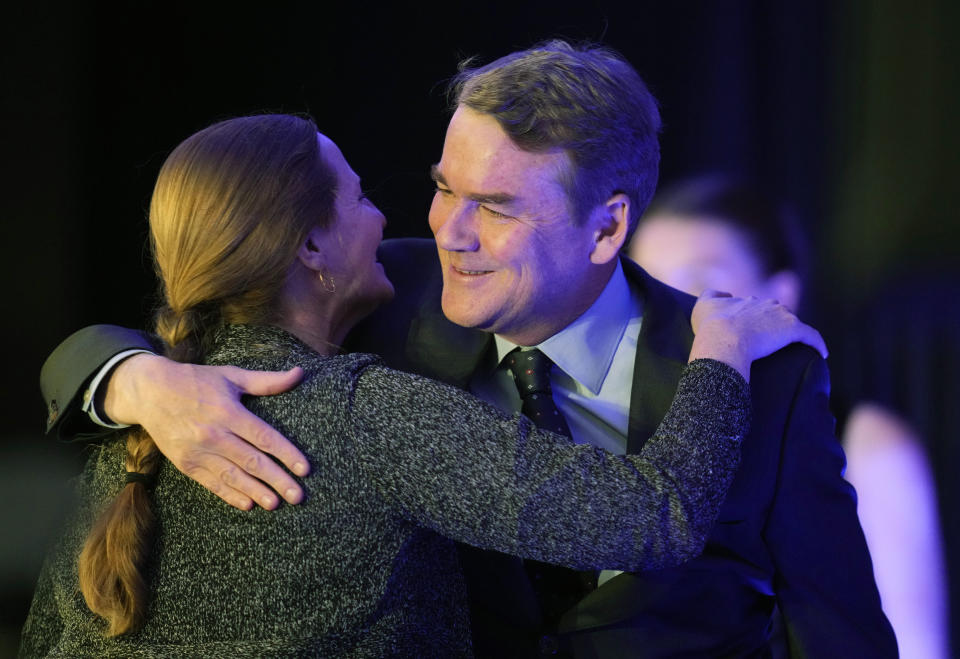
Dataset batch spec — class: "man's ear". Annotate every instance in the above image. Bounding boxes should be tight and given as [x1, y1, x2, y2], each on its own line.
[589, 193, 631, 265]
[296, 226, 327, 272]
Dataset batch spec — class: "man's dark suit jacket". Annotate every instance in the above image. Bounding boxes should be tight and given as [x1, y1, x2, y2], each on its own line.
[348, 240, 896, 658]
[42, 238, 896, 658]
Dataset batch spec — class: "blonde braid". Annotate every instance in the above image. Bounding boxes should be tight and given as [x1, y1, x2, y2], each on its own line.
[77, 304, 203, 636]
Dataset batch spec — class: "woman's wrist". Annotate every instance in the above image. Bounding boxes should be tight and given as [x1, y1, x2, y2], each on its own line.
[688, 332, 750, 382]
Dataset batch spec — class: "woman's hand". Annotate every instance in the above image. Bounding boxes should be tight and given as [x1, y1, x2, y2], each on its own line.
[689, 290, 828, 381]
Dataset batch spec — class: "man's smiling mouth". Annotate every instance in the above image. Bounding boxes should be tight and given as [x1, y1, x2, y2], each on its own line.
[452, 266, 493, 276]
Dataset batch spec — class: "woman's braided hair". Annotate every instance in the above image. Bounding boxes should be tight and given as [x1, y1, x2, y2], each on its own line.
[77, 114, 336, 636]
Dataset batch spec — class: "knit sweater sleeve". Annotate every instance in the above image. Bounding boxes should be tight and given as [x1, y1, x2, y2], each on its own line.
[347, 358, 749, 572]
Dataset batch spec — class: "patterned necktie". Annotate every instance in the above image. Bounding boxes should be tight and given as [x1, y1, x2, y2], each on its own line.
[505, 347, 596, 626]
[505, 348, 572, 437]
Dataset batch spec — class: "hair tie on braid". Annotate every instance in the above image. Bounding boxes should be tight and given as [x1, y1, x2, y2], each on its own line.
[125, 471, 156, 488]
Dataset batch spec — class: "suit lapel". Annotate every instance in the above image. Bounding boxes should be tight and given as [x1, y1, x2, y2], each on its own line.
[406, 310, 491, 388]
[624, 258, 697, 454]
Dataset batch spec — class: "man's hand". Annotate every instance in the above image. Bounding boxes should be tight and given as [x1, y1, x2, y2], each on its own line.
[689, 290, 828, 381]
[104, 353, 307, 510]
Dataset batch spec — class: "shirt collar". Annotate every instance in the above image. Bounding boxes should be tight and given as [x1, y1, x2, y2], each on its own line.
[494, 260, 634, 394]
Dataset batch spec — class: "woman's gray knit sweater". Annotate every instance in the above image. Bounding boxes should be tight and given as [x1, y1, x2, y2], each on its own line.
[20, 324, 749, 658]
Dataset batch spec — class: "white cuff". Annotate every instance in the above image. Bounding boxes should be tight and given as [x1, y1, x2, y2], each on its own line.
[81, 349, 155, 428]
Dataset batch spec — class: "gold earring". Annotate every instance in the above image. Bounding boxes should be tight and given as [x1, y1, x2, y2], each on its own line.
[318, 272, 336, 293]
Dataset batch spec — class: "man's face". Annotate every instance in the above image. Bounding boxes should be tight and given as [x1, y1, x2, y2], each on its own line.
[428, 106, 601, 345]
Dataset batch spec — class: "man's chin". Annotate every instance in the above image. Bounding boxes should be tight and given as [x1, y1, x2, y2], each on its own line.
[439, 298, 492, 331]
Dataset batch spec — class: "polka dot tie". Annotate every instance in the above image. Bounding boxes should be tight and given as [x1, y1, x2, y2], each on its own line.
[505, 348, 572, 438]
[505, 348, 596, 624]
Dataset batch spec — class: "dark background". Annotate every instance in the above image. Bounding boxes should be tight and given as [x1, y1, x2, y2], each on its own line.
[3, 1, 959, 654]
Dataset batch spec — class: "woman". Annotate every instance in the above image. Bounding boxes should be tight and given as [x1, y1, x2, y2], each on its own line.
[628, 174, 948, 659]
[21, 116, 822, 657]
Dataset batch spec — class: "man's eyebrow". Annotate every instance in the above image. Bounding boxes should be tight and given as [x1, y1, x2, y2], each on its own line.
[471, 191, 516, 205]
[429, 164, 517, 205]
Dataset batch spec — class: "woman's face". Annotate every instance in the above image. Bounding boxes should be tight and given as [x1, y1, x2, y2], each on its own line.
[629, 214, 767, 298]
[315, 133, 395, 317]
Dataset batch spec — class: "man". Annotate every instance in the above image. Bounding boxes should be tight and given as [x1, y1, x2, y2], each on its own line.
[43, 42, 895, 657]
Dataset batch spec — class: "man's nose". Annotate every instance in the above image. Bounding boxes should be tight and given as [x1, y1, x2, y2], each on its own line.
[434, 203, 479, 252]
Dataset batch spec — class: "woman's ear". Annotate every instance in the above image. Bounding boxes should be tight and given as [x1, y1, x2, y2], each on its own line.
[589, 193, 631, 265]
[297, 226, 327, 272]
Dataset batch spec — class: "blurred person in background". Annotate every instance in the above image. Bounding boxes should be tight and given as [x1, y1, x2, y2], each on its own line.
[628, 173, 949, 659]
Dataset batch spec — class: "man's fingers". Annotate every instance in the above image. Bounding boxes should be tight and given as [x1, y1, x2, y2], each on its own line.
[180, 445, 290, 510]
[169, 425, 304, 507]
[229, 406, 311, 478]
[182, 462, 257, 511]
[200, 425, 305, 505]
[229, 431, 306, 504]
[224, 366, 304, 396]
[218, 400, 310, 486]
[217, 458, 285, 509]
